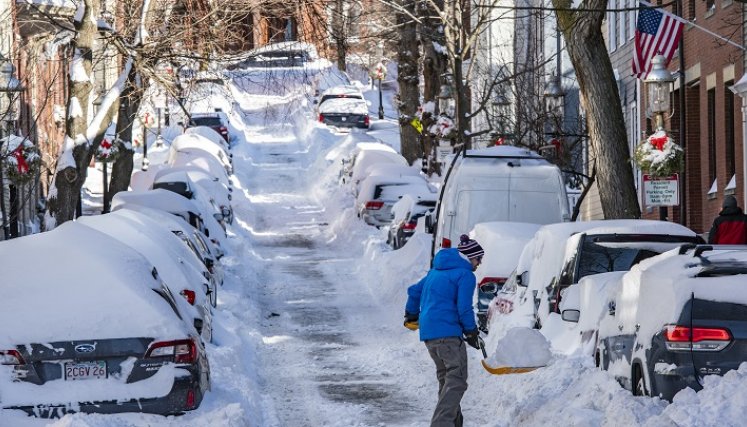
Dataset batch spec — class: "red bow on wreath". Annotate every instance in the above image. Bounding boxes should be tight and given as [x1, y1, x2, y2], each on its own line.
[12, 146, 29, 174]
[650, 135, 668, 151]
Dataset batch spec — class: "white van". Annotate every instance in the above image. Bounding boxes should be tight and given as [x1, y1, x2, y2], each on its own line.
[431, 146, 570, 258]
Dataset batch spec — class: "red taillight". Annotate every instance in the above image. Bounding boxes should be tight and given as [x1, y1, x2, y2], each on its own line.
[665, 326, 731, 342]
[402, 221, 417, 231]
[479, 277, 507, 288]
[365, 201, 384, 210]
[180, 289, 196, 305]
[145, 339, 198, 364]
[0, 350, 24, 365]
[319, 114, 325, 122]
[664, 325, 732, 352]
[218, 126, 228, 135]
[186, 388, 196, 409]
[364, 115, 370, 126]
[442, 238, 452, 248]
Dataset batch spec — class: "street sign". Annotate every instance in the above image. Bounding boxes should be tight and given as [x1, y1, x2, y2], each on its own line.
[436, 144, 453, 163]
[410, 117, 423, 134]
[643, 174, 679, 206]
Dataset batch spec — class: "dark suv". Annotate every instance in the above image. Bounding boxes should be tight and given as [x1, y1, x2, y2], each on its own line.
[598, 245, 747, 400]
[187, 113, 229, 142]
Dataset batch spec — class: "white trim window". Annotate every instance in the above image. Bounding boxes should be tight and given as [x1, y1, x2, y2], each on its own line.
[608, 0, 618, 51]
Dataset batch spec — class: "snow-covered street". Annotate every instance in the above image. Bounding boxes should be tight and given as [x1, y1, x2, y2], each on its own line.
[2, 64, 747, 427]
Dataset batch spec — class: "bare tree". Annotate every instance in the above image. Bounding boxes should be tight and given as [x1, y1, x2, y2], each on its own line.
[552, 0, 641, 218]
[395, 0, 421, 164]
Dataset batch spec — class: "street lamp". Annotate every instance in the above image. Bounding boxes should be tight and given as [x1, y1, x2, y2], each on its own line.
[0, 61, 25, 239]
[491, 90, 511, 144]
[543, 72, 564, 119]
[645, 55, 675, 131]
[644, 54, 675, 221]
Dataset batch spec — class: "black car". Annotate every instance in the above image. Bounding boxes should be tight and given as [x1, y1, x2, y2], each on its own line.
[187, 113, 229, 142]
[387, 199, 436, 250]
[597, 245, 747, 400]
[318, 98, 370, 129]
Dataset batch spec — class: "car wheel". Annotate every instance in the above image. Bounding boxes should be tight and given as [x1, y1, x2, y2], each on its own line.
[632, 363, 650, 397]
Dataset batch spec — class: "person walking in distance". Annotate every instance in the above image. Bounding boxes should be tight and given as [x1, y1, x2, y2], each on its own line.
[708, 196, 747, 244]
[404, 234, 484, 427]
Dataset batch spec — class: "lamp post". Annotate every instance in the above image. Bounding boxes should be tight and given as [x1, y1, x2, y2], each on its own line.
[644, 54, 675, 221]
[491, 90, 511, 145]
[0, 61, 24, 239]
[543, 73, 565, 160]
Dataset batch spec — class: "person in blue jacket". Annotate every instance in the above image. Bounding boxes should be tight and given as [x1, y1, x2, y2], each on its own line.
[404, 234, 484, 427]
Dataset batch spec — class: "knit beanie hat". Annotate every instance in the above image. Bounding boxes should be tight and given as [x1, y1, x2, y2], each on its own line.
[723, 195, 738, 209]
[457, 234, 484, 260]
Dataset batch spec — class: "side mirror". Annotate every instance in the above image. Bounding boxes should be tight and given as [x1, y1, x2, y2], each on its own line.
[517, 272, 528, 287]
[561, 309, 580, 323]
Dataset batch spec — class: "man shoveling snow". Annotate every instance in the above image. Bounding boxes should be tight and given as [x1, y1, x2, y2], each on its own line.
[404, 235, 484, 427]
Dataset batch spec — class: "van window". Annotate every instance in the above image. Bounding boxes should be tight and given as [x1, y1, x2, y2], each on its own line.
[454, 190, 510, 236]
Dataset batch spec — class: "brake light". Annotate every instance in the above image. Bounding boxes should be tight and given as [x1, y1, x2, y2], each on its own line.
[186, 388, 196, 409]
[664, 326, 732, 351]
[479, 277, 506, 288]
[402, 221, 417, 231]
[180, 289, 196, 305]
[364, 115, 370, 126]
[442, 238, 452, 248]
[146, 339, 198, 363]
[365, 201, 384, 210]
[218, 126, 228, 135]
[319, 114, 325, 122]
[0, 350, 24, 365]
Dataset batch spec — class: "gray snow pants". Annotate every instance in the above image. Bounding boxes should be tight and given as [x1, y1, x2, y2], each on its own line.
[424, 337, 468, 427]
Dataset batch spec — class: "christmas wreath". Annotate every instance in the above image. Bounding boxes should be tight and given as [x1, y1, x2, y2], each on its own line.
[429, 114, 457, 141]
[2, 136, 41, 184]
[633, 130, 684, 178]
[95, 137, 123, 163]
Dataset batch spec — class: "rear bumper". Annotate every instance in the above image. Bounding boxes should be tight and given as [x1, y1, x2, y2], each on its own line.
[6, 375, 203, 418]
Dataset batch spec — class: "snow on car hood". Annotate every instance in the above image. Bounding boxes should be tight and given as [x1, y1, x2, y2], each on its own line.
[0, 222, 190, 348]
[318, 98, 368, 115]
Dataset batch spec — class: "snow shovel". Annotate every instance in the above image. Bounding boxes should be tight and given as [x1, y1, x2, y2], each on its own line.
[478, 339, 540, 375]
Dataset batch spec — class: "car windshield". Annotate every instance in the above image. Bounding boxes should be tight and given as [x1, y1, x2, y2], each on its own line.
[576, 234, 699, 280]
[190, 117, 222, 127]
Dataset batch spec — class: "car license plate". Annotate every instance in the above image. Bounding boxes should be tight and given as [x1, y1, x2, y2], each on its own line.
[64, 361, 107, 381]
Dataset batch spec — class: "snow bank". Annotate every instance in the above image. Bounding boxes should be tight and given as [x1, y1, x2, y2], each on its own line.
[488, 327, 552, 368]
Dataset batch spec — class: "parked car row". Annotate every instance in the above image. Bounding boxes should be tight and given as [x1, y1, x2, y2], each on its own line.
[0, 124, 235, 418]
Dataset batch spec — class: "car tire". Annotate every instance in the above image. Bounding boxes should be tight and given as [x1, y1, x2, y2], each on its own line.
[632, 363, 650, 397]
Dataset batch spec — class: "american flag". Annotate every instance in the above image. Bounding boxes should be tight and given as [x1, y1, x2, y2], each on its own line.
[632, 3, 684, 79]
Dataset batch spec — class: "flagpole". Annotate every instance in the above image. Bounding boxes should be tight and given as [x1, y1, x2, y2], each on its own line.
[676, 0, 687, 226]
[641, 0, 746, 51]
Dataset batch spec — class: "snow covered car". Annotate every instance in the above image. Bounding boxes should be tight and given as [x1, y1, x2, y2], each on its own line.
[187, 112, 230, 143]
[77, 210, 216, 342]
[387, 193, 437, 250]
[185, 125, 232, 154]
[597, 245, 747, 401]
[154, 166, 233, 225]
[235, 41, 318, 68]
[170, 133, 233, 175]
[469, 222, 541, 332]
[152, 170, 230, 230]
[346, 145, 407, 193]
[315, 85, 364, 113]
[510, 220, 701, 329]
[115, 204, 225, 289]
[318, 97, 370, 129]
[0, 222, 210, 417]
[356, 175, 436, 227]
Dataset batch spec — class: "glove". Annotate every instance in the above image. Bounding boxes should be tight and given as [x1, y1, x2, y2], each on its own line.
[463, 329, 481, 350]
[403, 312, 419, 330]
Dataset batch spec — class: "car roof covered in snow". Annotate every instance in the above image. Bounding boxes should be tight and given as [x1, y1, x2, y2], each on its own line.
[76, 212, 207, 312]
[170, 149, 231, 181]
[357, 175, 433, 204]
[0, 222, 191, 347]
[471, 222, 543, 280]
[170, 134, 231, 169]
[365, 163, 422, 179]
[111, 189, 204, 219]
[185, 126, 230, 152]
[318, 97, 368, 114]
[351, 150, 408, 184]
[321, 85, 363, 96]
[391, 193, 437, 223]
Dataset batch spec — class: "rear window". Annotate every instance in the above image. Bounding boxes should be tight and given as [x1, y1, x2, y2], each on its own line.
[321, 94, 363, 104]
[153, 181, 191, 198]
[190, 117, 223, 127]
[576, 234, 700, 280]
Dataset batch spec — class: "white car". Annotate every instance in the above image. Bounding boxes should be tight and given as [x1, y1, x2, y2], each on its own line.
[0, 222, 210, 416]
[356, 174, 436, 227]
[77, 210, 215, 342]
[170, 133, 233, 175]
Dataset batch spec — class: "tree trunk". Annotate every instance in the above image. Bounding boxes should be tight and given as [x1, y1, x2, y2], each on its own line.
[553, 0, 641, 219]
[396, 0, 421, 164]
[333, 0, 347, 71]
[45, 0, 100, 228]
[418, 0, 447, 175]
[106, 66, 142, 208]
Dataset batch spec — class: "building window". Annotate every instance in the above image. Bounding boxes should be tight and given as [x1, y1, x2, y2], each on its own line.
[724, 81, 735, 178]
[619, 1, 626, 42]
[608, 0, 617, 51]
[688, 0, 695, 19]
[629, 0, 636, 41]
[707, 88, 716, 183]
[705, 0, 716, 13]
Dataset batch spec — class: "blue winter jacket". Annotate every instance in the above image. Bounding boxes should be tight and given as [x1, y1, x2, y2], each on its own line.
[405, 249, 477, 341]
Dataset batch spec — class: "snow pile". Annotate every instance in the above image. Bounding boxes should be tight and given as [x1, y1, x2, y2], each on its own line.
[488, 327, 552, 368]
